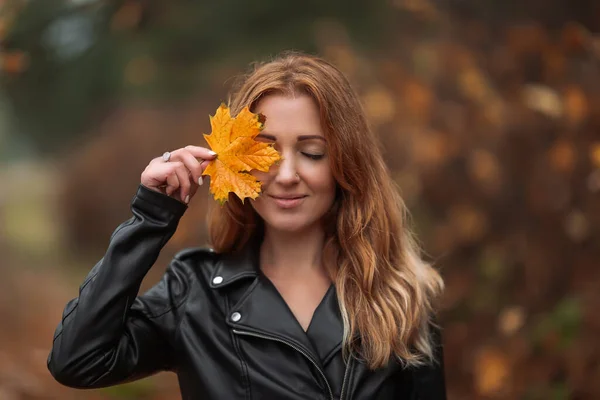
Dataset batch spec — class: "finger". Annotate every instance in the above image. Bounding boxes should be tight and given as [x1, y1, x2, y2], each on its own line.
[148, 156, 164, 166]
[183, 145, 217, 161]
[171, 150, 205, 187]
[165, 169, 180, 197]
[198, 159, 213, 185]
[173, 164, 191, 203]
[199, 159, 212, 170]
[171, 149, 214, 186]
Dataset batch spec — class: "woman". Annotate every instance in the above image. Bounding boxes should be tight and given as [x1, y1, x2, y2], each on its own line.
[48, 52, 446, 399]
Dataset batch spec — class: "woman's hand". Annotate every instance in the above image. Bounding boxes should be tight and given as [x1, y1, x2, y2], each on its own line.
[141, 145, 217, 204]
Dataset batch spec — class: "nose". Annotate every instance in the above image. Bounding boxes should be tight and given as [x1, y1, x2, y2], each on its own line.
[273, 154, 300, 185]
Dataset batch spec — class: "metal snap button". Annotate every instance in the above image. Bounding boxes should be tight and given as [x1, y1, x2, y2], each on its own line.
[231, 312, 242, 322]
[212, 276, 224, 285]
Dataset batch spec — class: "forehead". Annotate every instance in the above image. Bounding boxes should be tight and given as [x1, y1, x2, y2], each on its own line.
[254, 93, 324, 140]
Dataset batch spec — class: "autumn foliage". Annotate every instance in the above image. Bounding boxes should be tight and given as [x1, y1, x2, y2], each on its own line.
[202, 104, 280, 203]
[1, 1, 599, 400]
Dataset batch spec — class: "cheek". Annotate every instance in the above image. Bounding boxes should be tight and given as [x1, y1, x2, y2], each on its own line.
[251, 170, 272, 188]
[305, 164, 335, 196]
[249, 171, 270, 211]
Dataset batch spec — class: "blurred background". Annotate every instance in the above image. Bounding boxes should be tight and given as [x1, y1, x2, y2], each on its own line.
[1, 0, 599, 399]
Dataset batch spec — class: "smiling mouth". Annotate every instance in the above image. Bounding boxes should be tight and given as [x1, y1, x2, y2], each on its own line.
[269, 195, 307, 200]
[268, 195, 307, 208]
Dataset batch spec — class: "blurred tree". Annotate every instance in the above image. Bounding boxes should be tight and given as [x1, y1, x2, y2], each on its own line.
[0, 0, 388, 156]
[439, 0, 599, 30]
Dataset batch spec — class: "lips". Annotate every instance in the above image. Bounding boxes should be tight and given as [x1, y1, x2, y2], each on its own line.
[269, 195, 306, 200]
[268, 195, 307, 208]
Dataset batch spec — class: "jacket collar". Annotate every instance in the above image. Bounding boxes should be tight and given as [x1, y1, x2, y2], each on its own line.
[210, 242, 343, 366]
[209, 244, 259, 289]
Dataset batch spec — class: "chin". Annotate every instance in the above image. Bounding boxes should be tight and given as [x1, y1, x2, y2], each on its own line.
[262, 216, 315, 233]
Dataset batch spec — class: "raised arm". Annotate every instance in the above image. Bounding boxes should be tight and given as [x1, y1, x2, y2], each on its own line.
[48, 145, 216, 388]
[48, 185, 191, 388]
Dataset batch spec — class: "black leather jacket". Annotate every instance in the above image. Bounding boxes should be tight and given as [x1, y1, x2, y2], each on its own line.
[48, 185, 447, 399]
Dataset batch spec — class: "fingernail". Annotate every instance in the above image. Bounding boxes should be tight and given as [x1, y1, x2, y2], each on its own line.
[198, 177, 203, 186]
[208, 151, 217, 156]
[184, 195, 190, 204]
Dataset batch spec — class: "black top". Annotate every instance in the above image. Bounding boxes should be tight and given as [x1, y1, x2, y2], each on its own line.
[47, 184, 447, 399]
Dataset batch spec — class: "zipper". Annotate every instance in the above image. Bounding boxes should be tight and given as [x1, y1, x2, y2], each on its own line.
[233, 329, 334, 400]
[339, 356, 352, 400]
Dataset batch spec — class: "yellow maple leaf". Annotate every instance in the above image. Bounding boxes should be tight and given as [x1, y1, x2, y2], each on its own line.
[202, 104, 281, 204]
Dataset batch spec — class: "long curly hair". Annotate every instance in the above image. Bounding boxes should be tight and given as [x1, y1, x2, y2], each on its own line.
[207, 51, 444, 369]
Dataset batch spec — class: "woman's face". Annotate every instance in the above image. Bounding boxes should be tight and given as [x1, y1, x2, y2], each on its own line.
[250, 93, 336, 234]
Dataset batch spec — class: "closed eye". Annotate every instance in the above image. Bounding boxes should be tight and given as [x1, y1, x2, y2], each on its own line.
[302, 152, 325, 160]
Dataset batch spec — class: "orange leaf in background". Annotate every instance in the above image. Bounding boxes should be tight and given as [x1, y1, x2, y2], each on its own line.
[0, 50, 28, 74]
[202, 104, 281, 204]
[474, 346, 511, 396]
[590, 142, 600, 168]
[548, 140, 576, 174]
[563, 85, 589, 126]
[110, 0, 143, 31]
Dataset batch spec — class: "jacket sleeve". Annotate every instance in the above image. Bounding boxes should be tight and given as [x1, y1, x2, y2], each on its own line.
[47, 184, 191, 388]
[411, 321, 447, 399]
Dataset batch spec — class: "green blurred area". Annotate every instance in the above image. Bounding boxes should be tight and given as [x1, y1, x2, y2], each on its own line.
[1, 0, 599, 399]
[0, 0, 387, 157]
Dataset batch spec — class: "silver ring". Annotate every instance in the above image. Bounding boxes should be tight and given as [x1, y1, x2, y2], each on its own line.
[162, 151, 171, 162]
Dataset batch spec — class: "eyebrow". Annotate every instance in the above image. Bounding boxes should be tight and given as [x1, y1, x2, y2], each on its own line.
[257, 133, 326, 142]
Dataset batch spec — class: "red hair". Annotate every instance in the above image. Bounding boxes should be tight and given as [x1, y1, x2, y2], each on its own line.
[208, 52, 444, 369]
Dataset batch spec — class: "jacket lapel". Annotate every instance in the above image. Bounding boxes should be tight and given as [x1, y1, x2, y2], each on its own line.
[306, 285, 344, 366]
[232, 276, 322, 362]
[210, 243, 343, 367]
